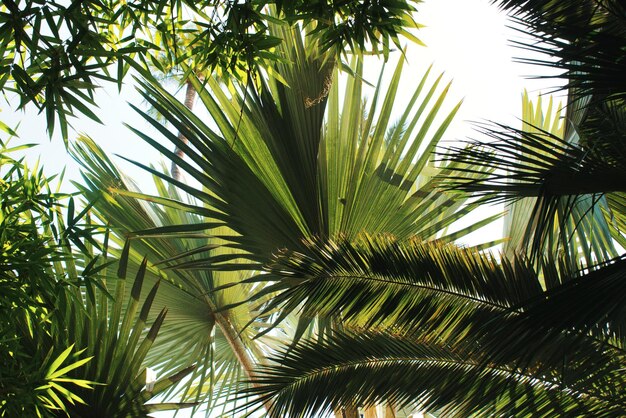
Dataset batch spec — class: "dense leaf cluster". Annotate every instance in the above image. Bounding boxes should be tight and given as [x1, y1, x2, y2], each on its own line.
[0, 0, 420, 138]
[0, 141, 194, 416]
[441, 0, 626, 262]
[4, 0, 626, 416]
[0, 141, 85, 415]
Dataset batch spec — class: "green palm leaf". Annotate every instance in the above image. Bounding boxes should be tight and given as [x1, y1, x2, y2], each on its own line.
[495, 92, 620, 266]
[75, 19, 499, 416]
[246, 332, 622, 418]
[127, 27, 494, 259]
[46, 255, 197, 417]
[246, 235, 626, 417]
[493, 1, 626, 101]
[440, 116, 625, 263]
[257, 235, 542, 337]
[72, 137, 270, 413]
[473, 0, 626, 264]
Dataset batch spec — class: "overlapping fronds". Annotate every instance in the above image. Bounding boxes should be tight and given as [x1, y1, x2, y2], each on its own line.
[258, 235, 542, 338]
[493, 0, 626, 101]
[72, 137, 272, 413]
[46, 256, 197, 417]
[441, 122, 626, 202]
[75, 17, 497, 417]
[442, 92, 623, 264]
[247, 332, 623, 418]
[127, 23, 494, 258]
[482, 255, 626, 359]
[438, 120, 626, 262]
[0, 164, 196, 417]
[461, 1, 626, 264]
[245, 235, 626, 417]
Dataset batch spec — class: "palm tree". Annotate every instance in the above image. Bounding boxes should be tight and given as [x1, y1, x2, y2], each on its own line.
[142, 14, 206, 181]
[232, 2, 626, 416]
[491, 91, 620, 271]
[73, 18, 497, 416]
[68, 2, 626, 416]
[220, 1, 625, 416]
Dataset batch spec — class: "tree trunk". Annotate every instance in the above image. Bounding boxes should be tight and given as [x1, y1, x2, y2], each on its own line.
[172, 77, 277, 415]
[364, 405, 378, 418]
[335, 405, 360, 418]
[170, 79, 197, 181]
[211, 309, 281, 417]
[384, 403, 396, 418]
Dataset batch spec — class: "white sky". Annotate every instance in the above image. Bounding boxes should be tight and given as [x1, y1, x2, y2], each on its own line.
[2, 0, 564, 416]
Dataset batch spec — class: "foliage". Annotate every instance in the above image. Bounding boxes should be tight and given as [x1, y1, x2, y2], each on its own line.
[245, 235, 626, 417]
[442, 0, 626, 261]
[0, 139, 194, 416]
[0, 0, 422, 139]
[38, 253, 197, 417]
[68, 17, 501, 416]
[72, 136, 265, 415]
[444, 93, 622, 267]
[0, 139, 95, 416]
[124, 21, 494, 257]
[493, 0, 626, 100]
[7, 1, 626, 416]
[222, 2, 626, 416]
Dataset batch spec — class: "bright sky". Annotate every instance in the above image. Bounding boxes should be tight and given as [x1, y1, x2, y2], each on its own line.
[2, 0, 563, 416]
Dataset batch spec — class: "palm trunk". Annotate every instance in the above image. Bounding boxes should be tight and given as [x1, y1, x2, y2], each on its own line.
[171, 77, 277, 415]
[334, 405, 360, 418]
[384, 403, 396, 418]
[364, 405, 378, 418]
[213, 311, 277, 415]
[171, 79, 197, 181]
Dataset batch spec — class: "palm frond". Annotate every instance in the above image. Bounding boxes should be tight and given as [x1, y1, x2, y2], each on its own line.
[257, 234, 544, 342]
[492, 92, 620, 265]
[493, 1, 626, 101]
[485, 254, 626, 357]
[72, 137, 271, 412]
[246, 331, 624, 418]
[606, 192, 626, 249]
[464, 1, 626, 264]
[124, 18, 496, 269]
[439, 117, 626, 262]
[246, 235, 626, 417]
[24, 248, 198, 417]
[442, 120, 626, 200]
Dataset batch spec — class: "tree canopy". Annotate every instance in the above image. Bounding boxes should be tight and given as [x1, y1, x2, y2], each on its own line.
[3, 0, 626, 417]
[0, 0, 421, 138]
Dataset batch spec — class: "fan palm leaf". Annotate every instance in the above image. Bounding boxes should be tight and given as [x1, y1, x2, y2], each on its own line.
[45, 256, 197, 417]
[125, 27, 495, 258]
[0, 155, 196, 416]
[71, 138, 272, 413]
